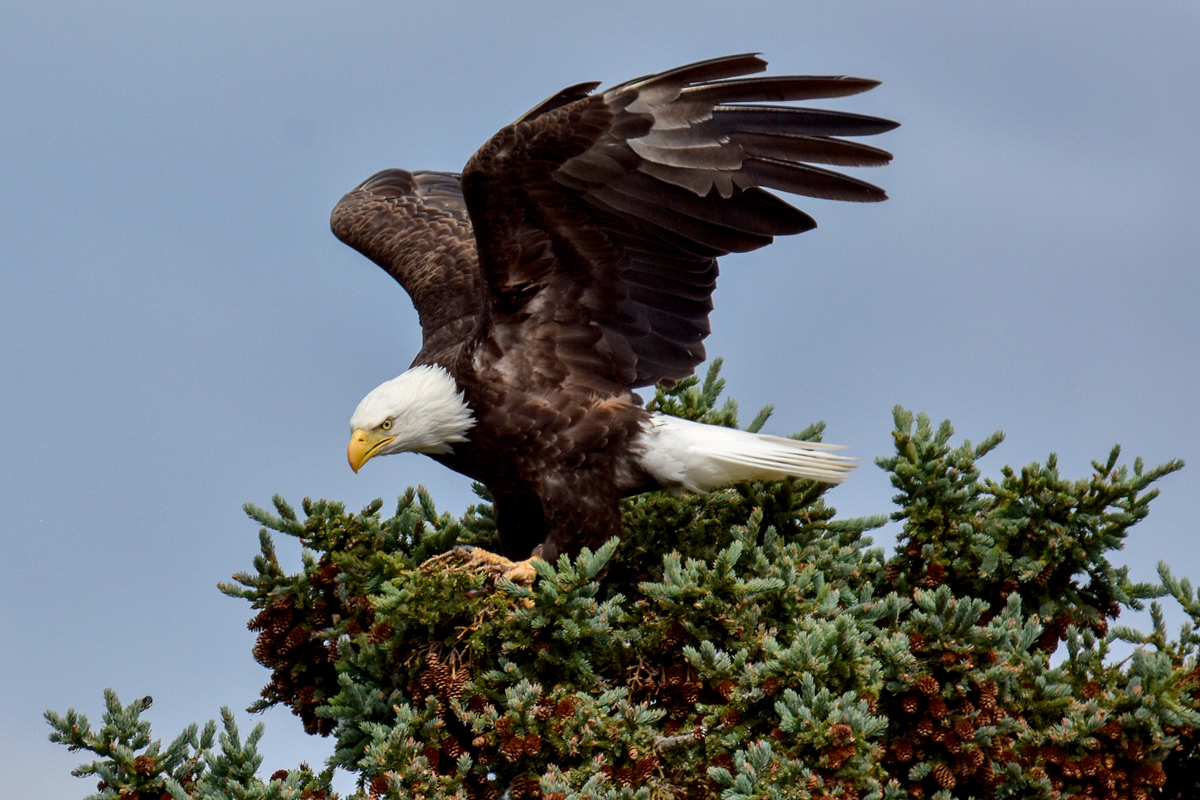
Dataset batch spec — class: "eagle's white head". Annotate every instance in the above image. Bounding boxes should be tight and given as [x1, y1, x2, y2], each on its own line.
[347, 365, 475, 472]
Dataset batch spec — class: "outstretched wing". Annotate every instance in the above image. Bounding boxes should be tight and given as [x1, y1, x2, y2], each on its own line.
[462, 53, 897, 390]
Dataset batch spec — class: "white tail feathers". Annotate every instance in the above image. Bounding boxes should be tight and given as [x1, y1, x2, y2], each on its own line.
[635, 414, 856, 492]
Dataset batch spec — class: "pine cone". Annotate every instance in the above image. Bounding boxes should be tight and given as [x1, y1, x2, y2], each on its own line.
[932, 764, 956, 788]
[915, 675, 940, 697]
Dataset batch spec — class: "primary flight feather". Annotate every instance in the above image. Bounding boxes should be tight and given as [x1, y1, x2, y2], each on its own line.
[332, 54, 896, 563]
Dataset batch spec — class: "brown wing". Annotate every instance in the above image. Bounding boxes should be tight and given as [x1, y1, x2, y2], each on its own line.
[461, 53, 898, 390]
[330, 169, 488, 361]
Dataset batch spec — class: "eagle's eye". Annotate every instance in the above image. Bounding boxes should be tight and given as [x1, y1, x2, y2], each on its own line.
[380, 418, 394, 431]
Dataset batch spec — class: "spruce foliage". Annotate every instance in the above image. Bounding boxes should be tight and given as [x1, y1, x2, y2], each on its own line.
[49, 363, 1200, 798]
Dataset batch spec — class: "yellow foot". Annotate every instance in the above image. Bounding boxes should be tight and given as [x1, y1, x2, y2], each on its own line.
[422, 545, 538, 586]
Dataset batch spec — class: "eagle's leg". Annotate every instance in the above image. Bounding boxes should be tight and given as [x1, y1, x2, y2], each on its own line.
[536, 475, 623, 564]
[437, 478, 621, 585]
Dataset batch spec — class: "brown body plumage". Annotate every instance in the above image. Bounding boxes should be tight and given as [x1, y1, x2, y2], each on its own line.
[332, 55, 896, 562]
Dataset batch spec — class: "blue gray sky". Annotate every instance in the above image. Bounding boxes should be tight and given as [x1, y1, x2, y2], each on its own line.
[3, 2, 1198, 796]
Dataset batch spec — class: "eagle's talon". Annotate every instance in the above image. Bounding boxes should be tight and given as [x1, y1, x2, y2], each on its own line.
[423, 546, 538, 587]
[498, 558, 537, 586]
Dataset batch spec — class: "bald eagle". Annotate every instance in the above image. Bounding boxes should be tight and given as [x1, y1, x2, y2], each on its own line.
[333, 54, 895, 565]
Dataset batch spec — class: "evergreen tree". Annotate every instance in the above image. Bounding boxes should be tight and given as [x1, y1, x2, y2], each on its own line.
[49, 363, 1200, 799]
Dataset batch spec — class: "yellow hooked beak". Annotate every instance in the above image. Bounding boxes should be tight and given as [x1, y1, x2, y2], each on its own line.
[347, 428, 395, 473]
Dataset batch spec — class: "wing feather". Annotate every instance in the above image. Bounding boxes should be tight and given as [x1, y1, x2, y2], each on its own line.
[679, 75, 881, 104]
